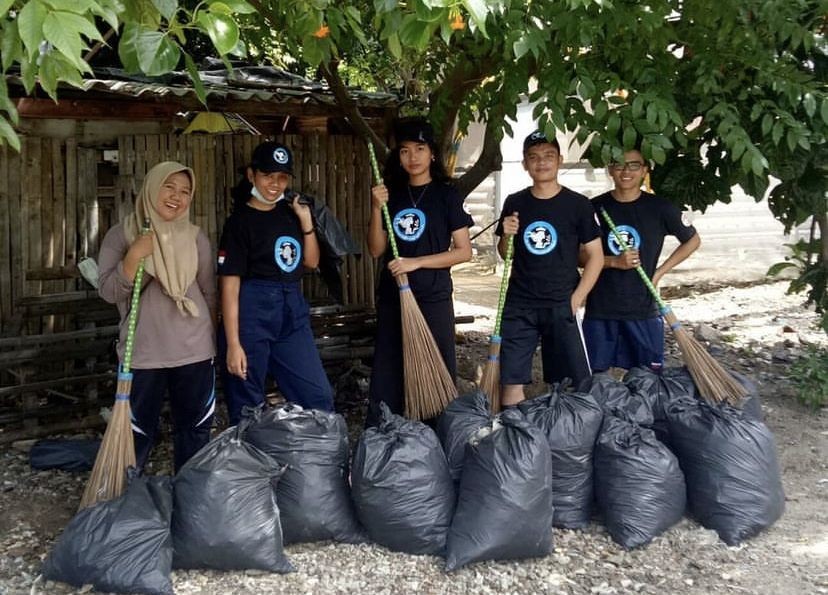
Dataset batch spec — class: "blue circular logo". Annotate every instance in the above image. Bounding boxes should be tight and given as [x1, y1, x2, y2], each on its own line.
[393, 208, 426, 242]
[523, 221, 558, 255]
[274, 236, 301, 272]
[607, 225, 641, 255]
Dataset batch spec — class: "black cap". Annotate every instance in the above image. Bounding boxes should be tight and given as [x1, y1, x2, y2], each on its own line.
[394, 117, 435, 146]
[251, 141, 293, 174]
[523, 130, 560, 153]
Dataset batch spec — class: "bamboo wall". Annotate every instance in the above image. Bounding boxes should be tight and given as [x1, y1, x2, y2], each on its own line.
[0, 133, 376, 335]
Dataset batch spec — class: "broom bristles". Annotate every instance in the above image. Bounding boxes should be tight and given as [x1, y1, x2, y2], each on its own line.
[664, 310, 747, 406]
[479, 341, 501, 414]
[79, 389, 136, 510]
[398, 275, 457, 420]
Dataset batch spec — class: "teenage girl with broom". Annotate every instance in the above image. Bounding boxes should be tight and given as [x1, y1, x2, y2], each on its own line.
[366, 117, 474, 426]
[98, 161, 217, 473]
[218, 141, 334, 425]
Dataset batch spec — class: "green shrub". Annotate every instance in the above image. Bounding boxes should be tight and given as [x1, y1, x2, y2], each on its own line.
[790, 346, 828, 410]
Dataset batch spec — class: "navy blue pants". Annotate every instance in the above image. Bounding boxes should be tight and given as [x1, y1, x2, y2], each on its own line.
[221, 279, 333, 425]
[583, 317, 665, 372]
[366, 295, 457, 427]
[130, 358, 215, 473]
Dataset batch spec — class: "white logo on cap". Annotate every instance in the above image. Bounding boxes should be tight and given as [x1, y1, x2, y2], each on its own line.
[531, 131, 545, 140]
[273, 148, 289, 164]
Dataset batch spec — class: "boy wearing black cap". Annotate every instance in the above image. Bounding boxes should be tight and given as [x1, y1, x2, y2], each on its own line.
[366, 117, 473, 425]
[217, 140, 334, 424]
[495, 130, 604, 406]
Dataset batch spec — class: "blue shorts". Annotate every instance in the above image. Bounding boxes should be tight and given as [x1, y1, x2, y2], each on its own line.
[582, 317, 664, 372]
[500, 304, 592, 386]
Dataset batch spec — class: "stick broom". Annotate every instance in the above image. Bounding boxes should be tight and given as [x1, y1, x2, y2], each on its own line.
[479, 235, 513, 414]
[367, 143, 457, 420]
[79, 222, 149, 509]
[599, 208, 746, 406]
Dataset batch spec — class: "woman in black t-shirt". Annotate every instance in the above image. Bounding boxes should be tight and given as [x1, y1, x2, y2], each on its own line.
[365, 118, 474, 426]
[217, 141, 334, 424]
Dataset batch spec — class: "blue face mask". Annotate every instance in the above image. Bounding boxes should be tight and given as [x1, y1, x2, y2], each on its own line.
[251, 185, 283, 205]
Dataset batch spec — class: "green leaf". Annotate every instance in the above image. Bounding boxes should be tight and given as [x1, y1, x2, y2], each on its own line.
[43, 13, 92, 72]
[0, 116, 21, 152]
[121, 24, 181, 75]
[0, 0, 14, 14]
[387, 32, 402, 59]
[462, 0, 489, 37]
[303, 37, 324, 65]
[606, 112, 620, 139]
[196, 11, 240, 55]
[622, 125, 636, 149]
[18, 0, 47, 60]
[1, 21, 23, 73]
[513, 35, 531, 60]
[771, 120, 783, 145]
[761, 113, 773, 136]
[152, 0, 177, 20]
[785, 128, 797, 153]
[803, 93, 816, 118]
[184, 53, 207, 106]
[767, 261, 796, 277]
[20, 54, 36, 92]
[214, 0, 256, 13]
[821, 99, 828, 125]
[651, 144, 666, 164]
[592, 100, 607, 123]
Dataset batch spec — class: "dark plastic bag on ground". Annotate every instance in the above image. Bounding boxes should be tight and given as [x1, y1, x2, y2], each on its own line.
[519, 385, 603, 529]
[351, 403, 455, 555]
[580, 372, 655, 426]
[435, 390, 492, 483]
[594, 415, 686, 549]
[42, 475, 173, 595]
[445, 408, 554, 571]
[666, 398, 784, 545]
[30, 438, 100, 471]
[172, 423, 293, 572]
[242, 404, 365, 544]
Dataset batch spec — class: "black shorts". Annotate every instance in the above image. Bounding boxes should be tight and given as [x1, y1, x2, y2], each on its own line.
[500, 304, 591, 386]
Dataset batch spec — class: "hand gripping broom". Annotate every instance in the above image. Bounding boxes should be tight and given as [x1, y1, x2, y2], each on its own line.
[367, 142, 457, 420]
[79, 221, 150, 509]
[599, 208, 746, 406]
[478, 234, 513, 414]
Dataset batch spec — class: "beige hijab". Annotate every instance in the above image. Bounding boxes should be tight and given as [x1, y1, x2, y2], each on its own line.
[124, 161, 201, 317]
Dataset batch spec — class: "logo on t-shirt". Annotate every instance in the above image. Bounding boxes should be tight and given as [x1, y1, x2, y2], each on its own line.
[393, 208, 426, 242]
[274, 236, 301, 273]
[607, 224, 642, 255]
[523, 221, 558, 255]
[217, 250, 226, 266]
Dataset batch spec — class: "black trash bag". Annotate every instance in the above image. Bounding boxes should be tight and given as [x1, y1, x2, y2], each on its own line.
[242, 404, 365, 544]
[172, 423, 293, 572]
[580, 372, 655, 426]
[30, 438, 100, 471]
[518, 385, 603, 529]
[42, 475, 174, 595]
[435, 390, 492, 483]
[445, 408, 554, 571]
[666, 398, 785, 545]
[593, 415, 686, 549]
[351, 403, 455, 555]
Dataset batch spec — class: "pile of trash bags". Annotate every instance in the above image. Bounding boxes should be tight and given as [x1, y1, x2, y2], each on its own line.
[43, 366, 786, 590]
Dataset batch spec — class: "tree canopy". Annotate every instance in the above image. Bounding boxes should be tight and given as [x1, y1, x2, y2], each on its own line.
[1, 0, 826, 327]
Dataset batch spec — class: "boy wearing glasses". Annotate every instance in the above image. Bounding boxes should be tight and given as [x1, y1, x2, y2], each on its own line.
[495, 130, 604, 406]
[583, 149, 700, 373]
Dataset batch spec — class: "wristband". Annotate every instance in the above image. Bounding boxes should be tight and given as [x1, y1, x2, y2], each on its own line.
[302, 228, 314, 235]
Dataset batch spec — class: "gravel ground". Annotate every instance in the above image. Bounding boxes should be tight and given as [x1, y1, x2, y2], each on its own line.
[1, 278, 826, 595]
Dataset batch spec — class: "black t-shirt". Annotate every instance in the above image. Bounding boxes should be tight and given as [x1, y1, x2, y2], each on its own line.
[585, 191, 697, 319]
[377, 181, 473, 303]
[495, 187, 600, 307]
[217, 201, 305, 282]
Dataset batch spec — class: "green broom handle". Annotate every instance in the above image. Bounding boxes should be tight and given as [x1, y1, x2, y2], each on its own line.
[366, 142, 401, 260]
[598, 208, 679, 328]
[121, 220, 151, 374]
[492, 235, 514, 339]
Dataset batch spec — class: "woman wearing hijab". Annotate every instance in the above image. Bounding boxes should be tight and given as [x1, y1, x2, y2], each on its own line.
[98, 161, 217, 473]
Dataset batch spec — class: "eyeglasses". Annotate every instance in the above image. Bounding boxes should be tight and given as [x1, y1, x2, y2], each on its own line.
[609, 161, 645, 172]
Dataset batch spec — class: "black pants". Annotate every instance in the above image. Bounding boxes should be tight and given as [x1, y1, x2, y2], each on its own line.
[130, 358, 215, 472]
[366, 295, 457, 427]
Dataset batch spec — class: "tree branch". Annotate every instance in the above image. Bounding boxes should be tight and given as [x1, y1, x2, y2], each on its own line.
[454, 117, 503, 199]
[320, 60, 388, 160]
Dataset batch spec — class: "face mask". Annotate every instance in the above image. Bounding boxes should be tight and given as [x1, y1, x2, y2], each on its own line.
[250, 185, 283, 205]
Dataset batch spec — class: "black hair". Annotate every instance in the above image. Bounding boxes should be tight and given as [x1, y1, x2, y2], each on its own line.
[382, 143, 451, 190]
